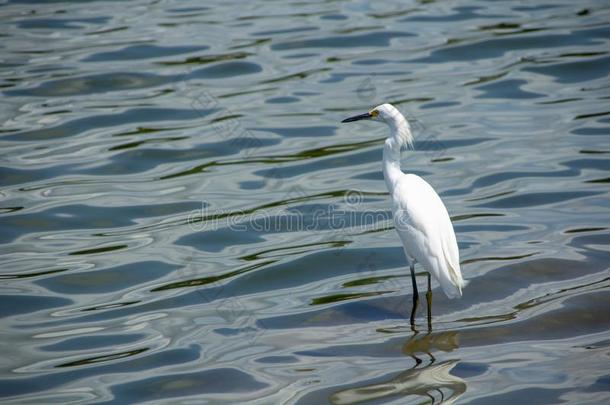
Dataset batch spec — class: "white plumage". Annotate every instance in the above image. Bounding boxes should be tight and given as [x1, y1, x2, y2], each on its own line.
[342, 103, 465, 327]
[391, 173, 464, 298]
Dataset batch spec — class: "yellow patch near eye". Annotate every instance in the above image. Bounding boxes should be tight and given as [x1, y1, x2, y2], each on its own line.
[370, 110, 378, 117]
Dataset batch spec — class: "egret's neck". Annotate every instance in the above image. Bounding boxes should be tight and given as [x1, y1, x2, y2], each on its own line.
[383, 137, 403, 191]
[382, 114, 412, 190]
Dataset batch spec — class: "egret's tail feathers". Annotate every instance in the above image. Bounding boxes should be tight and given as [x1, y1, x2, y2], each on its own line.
[439, 260, 465, 299]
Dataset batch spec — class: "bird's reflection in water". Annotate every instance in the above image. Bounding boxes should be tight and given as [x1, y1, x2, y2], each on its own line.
[330, 331, 466, 404]
[403, 329, 460, 365]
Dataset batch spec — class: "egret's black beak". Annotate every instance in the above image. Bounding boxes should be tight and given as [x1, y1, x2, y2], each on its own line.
[341, 112, 372, 123]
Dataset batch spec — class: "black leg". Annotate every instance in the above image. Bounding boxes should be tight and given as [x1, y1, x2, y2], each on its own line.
[409, 263, 419, 326]
[426, 272, 432, 331]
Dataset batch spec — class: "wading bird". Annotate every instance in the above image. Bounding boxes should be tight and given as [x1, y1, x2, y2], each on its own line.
[342, 104, 465, 328]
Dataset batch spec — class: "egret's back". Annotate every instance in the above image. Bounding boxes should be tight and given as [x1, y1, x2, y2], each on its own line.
[392, 173, 465, 298]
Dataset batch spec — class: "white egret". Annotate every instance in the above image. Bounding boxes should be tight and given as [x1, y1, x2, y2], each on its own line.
[342, 103, 465, 328]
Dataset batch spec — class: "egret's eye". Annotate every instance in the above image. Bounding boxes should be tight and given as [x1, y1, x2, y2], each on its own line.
[370, 110, 379, 117]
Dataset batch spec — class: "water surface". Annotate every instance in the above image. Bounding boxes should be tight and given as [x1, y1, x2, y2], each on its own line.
[1, 0, 609, 403]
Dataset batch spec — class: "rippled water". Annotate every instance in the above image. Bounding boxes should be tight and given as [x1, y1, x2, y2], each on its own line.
[1, 0, 610, 403]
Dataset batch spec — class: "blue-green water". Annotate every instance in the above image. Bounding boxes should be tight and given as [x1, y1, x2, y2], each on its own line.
[1, 0, 609, 403]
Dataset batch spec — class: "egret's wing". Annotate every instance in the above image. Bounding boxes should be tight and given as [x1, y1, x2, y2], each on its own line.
[392, 174, 464, 298]
[436, 195, 460, 276]
[439, 213, 465, 296]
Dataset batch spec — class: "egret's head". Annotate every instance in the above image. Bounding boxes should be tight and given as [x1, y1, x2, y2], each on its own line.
[341, 103, 413, 147]
[341, 103, 403, 124]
